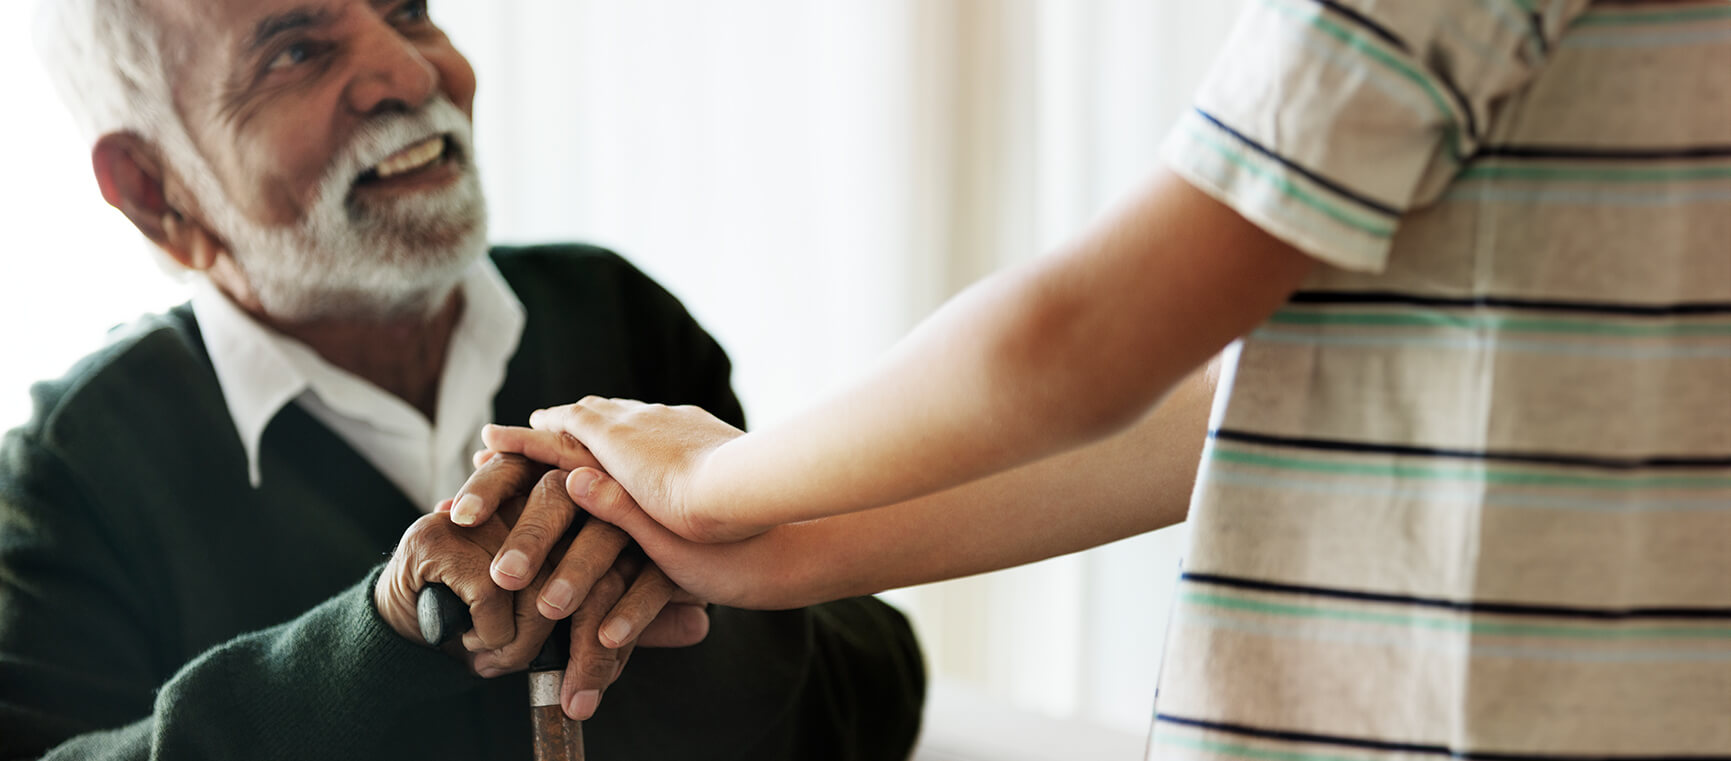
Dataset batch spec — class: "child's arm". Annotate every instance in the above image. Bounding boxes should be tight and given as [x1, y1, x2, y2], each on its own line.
[510, 170, 1314, 543]
[483, 361, 1217, 609]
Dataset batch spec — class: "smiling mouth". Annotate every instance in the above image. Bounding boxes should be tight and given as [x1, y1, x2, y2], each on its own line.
[356, 135, 453, 185]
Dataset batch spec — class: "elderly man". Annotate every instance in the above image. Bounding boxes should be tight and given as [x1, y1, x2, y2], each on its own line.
[0, 0, 924, 759]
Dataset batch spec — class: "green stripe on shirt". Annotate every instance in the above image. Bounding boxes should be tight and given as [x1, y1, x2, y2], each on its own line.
[1182, 123, 1398, 238]
[1260, 0, 1469, 157]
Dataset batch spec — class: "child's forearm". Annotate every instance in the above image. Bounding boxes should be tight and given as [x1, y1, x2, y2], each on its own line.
[505, 362, 1216, 608]
[700, 170, 1313, 530]
[739, 362, 1218, 609]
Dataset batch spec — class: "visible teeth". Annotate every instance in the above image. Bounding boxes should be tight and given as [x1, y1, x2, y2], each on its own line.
[372, 137, 445, 179]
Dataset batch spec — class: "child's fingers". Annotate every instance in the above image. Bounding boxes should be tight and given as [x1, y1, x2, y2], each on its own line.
[527, 397, 644, 437]
[481, 424, 604, 473]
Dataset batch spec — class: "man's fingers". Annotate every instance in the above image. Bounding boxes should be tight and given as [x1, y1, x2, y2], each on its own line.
[564, 467, 690, 557]
[414, 517, 513, 651]
[473, 449, 499, 469]
[537, 516, 633, 619]
[635, 603, 711, 648]
[378, 513, 521, 653]
[449, 569, 515, 652]
[492, 495, 529, 533]
[600, 564, 710, 648]
[597, 564, 677, 649]
[481, 424, 604, 473]
[450, 452, 547, 527]
[491, 470, 578, 591]
[470, 568, 562, 677]
[560, 566, 631, 721]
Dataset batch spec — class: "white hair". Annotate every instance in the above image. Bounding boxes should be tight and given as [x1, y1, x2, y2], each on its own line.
[35, 0, 233, 277]
[34, 0, 173, 143]
[35, 0, 490, 320]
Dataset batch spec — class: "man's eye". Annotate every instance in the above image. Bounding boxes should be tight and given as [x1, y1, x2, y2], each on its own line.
[392, 0, 429, 26]
[267, 43, 315, 71]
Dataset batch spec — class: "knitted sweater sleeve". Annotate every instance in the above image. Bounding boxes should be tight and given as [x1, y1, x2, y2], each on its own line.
[0, 430, 477, 760]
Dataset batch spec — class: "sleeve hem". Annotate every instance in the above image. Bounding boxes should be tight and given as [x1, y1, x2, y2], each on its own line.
[1162, 116, 1394, 275]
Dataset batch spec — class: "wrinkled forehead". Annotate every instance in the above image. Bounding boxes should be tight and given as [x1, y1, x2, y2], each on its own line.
[144, 0, 356, 91]
[148, 0, 334, 53]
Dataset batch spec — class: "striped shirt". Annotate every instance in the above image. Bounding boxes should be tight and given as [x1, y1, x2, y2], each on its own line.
[1155, 1, 1730, 759]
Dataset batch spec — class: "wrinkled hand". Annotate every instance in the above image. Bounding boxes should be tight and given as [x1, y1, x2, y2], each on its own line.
[377, 453, 709, 720]
[462, 452, 709, 719]
[476, 398, 762, 544]
[374, 505, 520, 661]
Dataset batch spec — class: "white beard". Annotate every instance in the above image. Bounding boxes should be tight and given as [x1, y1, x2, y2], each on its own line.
[176, 96, 489, 322]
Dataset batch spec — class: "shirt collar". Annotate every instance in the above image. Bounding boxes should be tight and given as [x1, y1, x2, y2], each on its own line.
[191, 258, 527, 488]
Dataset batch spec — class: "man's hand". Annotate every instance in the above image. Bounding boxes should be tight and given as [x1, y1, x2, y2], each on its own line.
[433, 451, 711, 719]
[470, 457, 708, 719]
[373, 508, 521, 662]
[374, 453, 563, 676]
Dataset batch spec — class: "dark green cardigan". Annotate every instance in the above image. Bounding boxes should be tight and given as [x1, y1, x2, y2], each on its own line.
[0, 245, 924, 760]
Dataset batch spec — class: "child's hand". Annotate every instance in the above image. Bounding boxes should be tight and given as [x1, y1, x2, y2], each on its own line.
[483, 398, 769, 544]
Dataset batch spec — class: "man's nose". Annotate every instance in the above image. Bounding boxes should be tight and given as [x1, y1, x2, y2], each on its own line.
[343, 20, 438, 116]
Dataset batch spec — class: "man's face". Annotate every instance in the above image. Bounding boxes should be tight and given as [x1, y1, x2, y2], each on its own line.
[157, 0, 487, 320]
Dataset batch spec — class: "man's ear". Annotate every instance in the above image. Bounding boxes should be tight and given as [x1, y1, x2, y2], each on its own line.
[91, 133, 225, 271]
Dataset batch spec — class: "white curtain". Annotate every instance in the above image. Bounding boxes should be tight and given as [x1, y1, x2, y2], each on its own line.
[3, 0, 1246, 742]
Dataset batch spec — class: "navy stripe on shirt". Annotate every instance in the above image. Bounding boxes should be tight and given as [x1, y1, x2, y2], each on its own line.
[1194, 110, 1404, 217]
[1308, 0, 1409, 51]
[1303, 0, 1480, 140]
[1180, 572, 1731, 620]
[1472, 144, 1731, 161]
[1210, 429, 1731, 471]
[1287, 290, 1731, 317]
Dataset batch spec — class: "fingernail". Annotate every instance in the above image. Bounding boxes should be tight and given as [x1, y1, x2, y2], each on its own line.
[477, 666, 504, 679]
[567, 469, 597, 499]
[541, 579, 574, 612]
[494, 549, 530, 581]
[600, 618, 633, 647]
[452, 493, 483, 525]
[530, 409, 546, 426]
[570, 689, 601, 720]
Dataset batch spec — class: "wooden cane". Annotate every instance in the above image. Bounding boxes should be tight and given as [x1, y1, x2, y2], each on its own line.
[420, 583, 585, 760]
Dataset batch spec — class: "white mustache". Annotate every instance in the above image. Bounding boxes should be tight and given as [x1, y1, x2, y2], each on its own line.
[324, 97, 474, 190]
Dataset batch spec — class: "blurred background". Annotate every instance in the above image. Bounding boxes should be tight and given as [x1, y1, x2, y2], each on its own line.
[0, 1, 1246, 756]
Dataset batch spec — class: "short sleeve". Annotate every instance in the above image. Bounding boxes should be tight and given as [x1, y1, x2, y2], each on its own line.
[1162, 0, 1591, 272]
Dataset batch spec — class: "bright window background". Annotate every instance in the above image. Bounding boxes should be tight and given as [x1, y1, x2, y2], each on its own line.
[0, 0, 1245, 746]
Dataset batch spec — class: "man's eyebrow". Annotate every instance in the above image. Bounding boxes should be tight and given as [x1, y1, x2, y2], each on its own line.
[246, 6, 337, 55]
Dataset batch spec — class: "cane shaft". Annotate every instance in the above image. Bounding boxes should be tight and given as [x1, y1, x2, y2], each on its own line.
[531, 705, 584, 760]
[418, 585, 585, 760]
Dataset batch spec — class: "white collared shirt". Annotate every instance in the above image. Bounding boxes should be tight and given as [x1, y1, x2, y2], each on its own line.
[191, 260, 526, 511]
